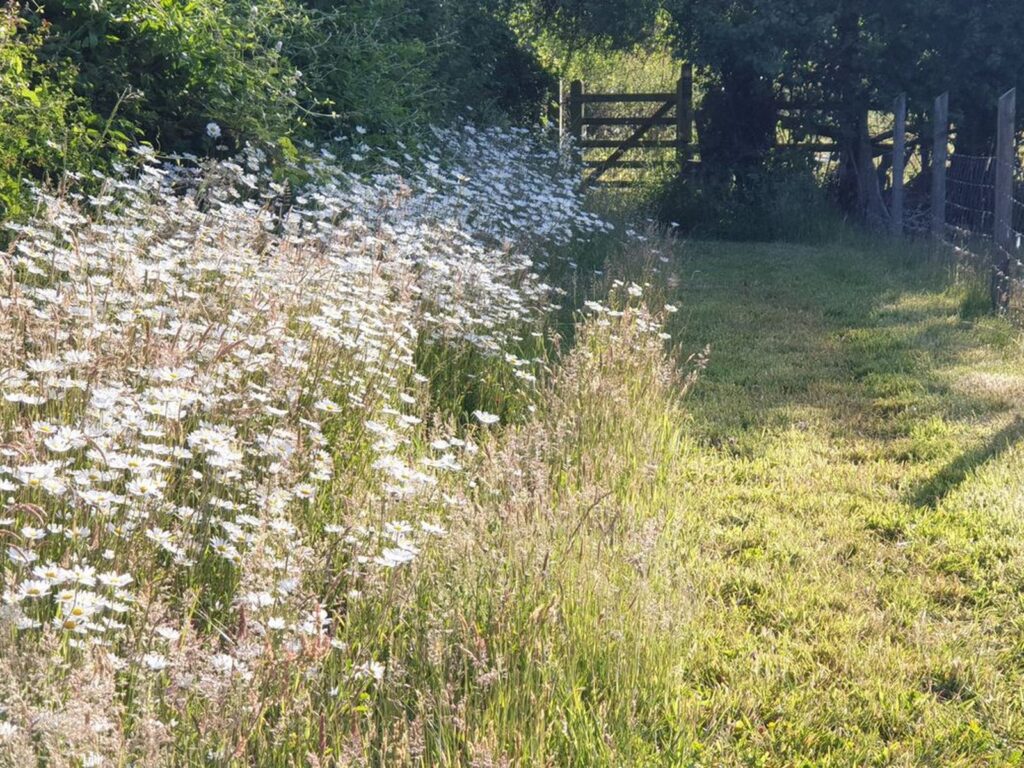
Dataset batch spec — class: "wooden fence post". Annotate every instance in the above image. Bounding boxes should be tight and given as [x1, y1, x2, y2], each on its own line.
[858, 109, 887, 223]
[558, 79, 567, 144]
[676, 62, 693, 174]
[891, 93, 906, 236]
[931, 92, 949, 240]
[569, 80, 584, 152]
[993, 87, 1016, 310]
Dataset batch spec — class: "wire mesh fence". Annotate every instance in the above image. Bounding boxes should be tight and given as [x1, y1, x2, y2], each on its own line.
[946, 154, 995, 236]
[864, 89, 1024, 316]
[938, 150, 1024, 313]
[1001, 174, 1024, 309]
[942, 152, 999, 284]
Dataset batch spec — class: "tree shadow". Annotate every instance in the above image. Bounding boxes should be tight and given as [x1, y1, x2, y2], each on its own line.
[910, 416, 1024, 508]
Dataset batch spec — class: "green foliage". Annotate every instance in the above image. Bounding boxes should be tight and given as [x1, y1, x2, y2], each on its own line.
[435, 0, 553, 124]
[288, 0, 438, 135]
[0, 0, 553, 219]
[293, 0, 552, 132]
[26, 0, 308, 150]
[0, 7, 119, 219]
[21, 0, 551, 147]
[508, 0, 662, 54]
[661, 0, 1024, 171]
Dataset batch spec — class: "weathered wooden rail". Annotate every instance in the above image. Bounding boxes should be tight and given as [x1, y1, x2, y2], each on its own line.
[559, 64, 694, 188]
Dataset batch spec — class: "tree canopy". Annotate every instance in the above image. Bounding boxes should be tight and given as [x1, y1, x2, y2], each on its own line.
[520, 0, 1024, 157]
[3, 0, 1024, 218]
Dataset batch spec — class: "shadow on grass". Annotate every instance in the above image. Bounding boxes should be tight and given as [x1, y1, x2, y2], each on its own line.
[671, 239, 1021, 460]
[910, 416, 1024, 508]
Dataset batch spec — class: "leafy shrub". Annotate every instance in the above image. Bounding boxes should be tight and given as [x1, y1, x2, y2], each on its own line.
[26, 0, 307, 152]
[288, 0, 439, 136]
[294, 0, 552, 134]
[12, 0, 551, 155]
[436, 0, 553, 124]
[0, 7, 122, 219]
[656, 155, 844, 242]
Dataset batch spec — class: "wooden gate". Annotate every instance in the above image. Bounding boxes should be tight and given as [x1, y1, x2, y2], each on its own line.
[559, 63, 694, 189]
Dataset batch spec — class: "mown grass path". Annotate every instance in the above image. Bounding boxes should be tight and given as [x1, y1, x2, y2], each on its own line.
[650, 239, 1024, 765]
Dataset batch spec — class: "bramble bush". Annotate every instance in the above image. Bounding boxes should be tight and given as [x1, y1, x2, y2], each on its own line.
[26, 0, 308, 151]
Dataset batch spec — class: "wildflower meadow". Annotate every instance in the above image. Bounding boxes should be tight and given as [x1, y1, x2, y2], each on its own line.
[3, 2, 1024, 765]
[0, 125, 657, 763]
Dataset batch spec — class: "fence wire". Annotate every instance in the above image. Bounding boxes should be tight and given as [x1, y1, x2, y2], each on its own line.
[945, 154, 995, 239]
[937, 150, 1024, 312]
[942, 153, 999, 307]
[1004, 171, 1024, 308]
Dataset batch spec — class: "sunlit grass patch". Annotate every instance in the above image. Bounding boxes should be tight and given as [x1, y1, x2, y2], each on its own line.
[955, 370, 1024, 405]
